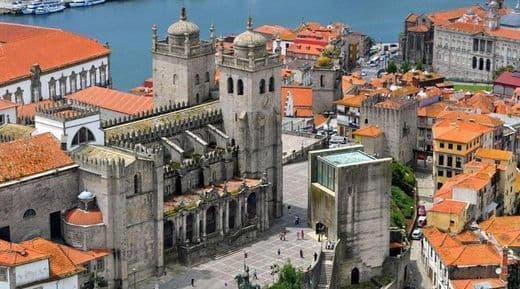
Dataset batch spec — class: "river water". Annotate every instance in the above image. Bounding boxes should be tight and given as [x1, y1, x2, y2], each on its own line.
[0, 0, 480, 90]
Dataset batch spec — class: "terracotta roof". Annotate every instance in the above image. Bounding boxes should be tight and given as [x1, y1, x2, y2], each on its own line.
[0, 133, 75, 183]
[66, 86, 153, 115]
[437, 110, 502, 127]
[465, 92, 496, 114]
[20, 238, 85, 278]
[314, 114, 328, 127]
[495, 71, 520, 87]
[390, 86, 420, 97]
[480, 216, 520, 234]
[452, 279, 505, 289]
[488, 26, 520, 40]
[427, 6, 485, 25]
[342, 74, 367, 93]
[254, 25, 296, 41]
[0, 22, 110, 84]
[440, 244, 501, 266]
[454, 230, 480, 244]
[417, 102, 448, 118]
[286, 40, 323, 56]
[0, 99, 17, 110]
[476, 148, 513, 161]
[423, 226, 461, 249]
[429, 199, 468, 215]
[57, 245, 109, 266]
[64, 208, 103, 226]
[0, 239, 48, 267]
[353, 125, 383, 138]
[281, 86, 313, 117]
[433, 119, 491, 143]
[435, 165, 494, 199]
[406, 13, 418, 23]
[407, 24, 429, 32]
[335, 94, 367, 108]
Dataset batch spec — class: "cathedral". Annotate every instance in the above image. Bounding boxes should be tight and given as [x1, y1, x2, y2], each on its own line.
[0, 8, 282, 289]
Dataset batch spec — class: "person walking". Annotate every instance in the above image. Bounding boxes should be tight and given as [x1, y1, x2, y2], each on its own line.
[299, 249, 304, 258]
[301, 229, 304, 239]
[277, 248, 281, 256]
[314, 252, 318, 262]
[191, 278, 195, 287]
[297, 231, 300, 240]
[244, 251, 248, 259]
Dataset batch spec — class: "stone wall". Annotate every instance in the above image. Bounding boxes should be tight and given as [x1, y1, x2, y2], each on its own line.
[0, 167, 79, 242]
[62, 221, 107, 250]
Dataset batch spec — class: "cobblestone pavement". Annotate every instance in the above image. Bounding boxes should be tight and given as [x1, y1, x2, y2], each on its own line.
[408, 240, 432, 289]
[139, 161, 321, 289]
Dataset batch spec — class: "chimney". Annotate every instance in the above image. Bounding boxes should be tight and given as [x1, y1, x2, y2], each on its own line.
[501, 247, 509, 281]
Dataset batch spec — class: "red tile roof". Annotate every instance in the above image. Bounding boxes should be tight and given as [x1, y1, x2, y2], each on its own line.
[407, 24, 429, 32]
[0, 133, 75, 183]
[0, 99, 17, 110]
[0, 22, 110, 84]
[429, 199, 467, 215]
[281, 86, 313, 117]
[353, 125, 383, 138]
[254, 25, 296, 41]
[21, 238, 84, 278]
[67, 86, 153, 115]
[0, 239, 48, 267]
[495, 71, 520, 87]
[57, 245, 109, 266]
[64, 208, 103, 226]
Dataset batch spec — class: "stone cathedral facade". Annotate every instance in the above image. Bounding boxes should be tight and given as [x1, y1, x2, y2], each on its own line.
[0, 8, 283, 289]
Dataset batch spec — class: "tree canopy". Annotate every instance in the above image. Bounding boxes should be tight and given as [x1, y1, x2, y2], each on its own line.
[268, 262, 304, 289]
[493, 65, 515, 80]
[387, 60, 398, 74]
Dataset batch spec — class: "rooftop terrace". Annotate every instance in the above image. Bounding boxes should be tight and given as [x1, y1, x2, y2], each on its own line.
[320, 150, 375, 166]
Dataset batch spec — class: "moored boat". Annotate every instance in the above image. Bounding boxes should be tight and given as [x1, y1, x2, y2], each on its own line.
[69, 0, 106, 7]
[34, 0, 66, 14]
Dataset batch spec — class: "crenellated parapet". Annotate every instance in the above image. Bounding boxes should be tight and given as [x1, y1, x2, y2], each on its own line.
[101, 101, 189, 128]
[164, 145, 237, 173]
[71, 152, 126, 178]
[35, 99, 100, 122]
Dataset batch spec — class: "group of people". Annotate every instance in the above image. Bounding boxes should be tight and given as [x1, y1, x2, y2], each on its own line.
[325, 240, 336, 250]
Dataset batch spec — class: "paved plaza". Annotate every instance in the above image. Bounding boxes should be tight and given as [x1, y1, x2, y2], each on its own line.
[141, 161, 321, 289]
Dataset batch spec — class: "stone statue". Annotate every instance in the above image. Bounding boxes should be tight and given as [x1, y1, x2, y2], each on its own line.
[234, 265, 260, 289]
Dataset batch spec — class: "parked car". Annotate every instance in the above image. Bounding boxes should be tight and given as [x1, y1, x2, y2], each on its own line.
[411, 228, 423, 240]
[417, 205, 426, 216]
[417, 216, 427, 228]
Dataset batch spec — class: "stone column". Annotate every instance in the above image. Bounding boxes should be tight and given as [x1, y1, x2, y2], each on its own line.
[236, 198, 242, 228]
[244, 195, 248, 223]
[224, 200, 230, 234]
[195, 211, 200, 242]
[175, 217, 181, 244]
[218, 203, 224, 235]
[202, 208, 207, 239]
[182, 214, 187, 243]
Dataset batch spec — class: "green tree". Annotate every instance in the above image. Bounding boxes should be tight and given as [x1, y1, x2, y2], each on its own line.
[391, 160, 415, 196]
[268, 262, 304, 289]
[400, 62, 411, 73]
[390, 199, 406, 228]
[387, 60, 398, 74]
[493, 65, 515, 80]
[415, 62, 424, 71]
[391, 186, 414, 219]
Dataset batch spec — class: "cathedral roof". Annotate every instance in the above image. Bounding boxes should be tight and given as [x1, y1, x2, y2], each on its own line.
[233, 17, 267, 48]
[64, 208, 104, 226]
[167, 7, 200, 36]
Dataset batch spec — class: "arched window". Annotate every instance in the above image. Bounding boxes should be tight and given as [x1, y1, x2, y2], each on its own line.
[71, 127, 96, 146]
[49, 77, 56, 100]
[479, 58, 484, 70]
[227, 77, 234, 94]
[269, 76, 275, 92]
[364, 118, 368, 124]
[206, 206, 217, 234]
[320, 75, 325, 87]
[134, 173, 141, 194]
[205, 71, 210, 83]
[89, 66, 96, 86]
[195, 74, 200, 85]
[472, 57, 477, 69]
[173, 74, 177, 85]
[23, 209, 36, 219]
[70, 72, 77, 93]
[351, 268, 360, 284]
[485, 59, 491, 71]
[259, 79, 266, 94]
[237, 79, 244, 95]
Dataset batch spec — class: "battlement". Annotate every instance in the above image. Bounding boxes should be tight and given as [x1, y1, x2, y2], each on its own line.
[106, 109, 222, 145]
[35, 100, 99, 122]
[164, 145, 237, 174]
[217, 53, 281, 72]
[101, 101, 189, 128]
[154, 40, 215, 58]
[71, 152, 126, 178]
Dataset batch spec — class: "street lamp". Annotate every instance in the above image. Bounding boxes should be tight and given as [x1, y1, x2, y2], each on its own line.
[132, 268, 137, 289]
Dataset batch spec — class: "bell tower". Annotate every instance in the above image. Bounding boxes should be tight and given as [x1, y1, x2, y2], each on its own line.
[217, 17, 283, 219]
[152, 7, 216, 108]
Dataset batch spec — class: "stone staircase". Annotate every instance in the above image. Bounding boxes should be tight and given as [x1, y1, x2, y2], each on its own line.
[317, 250, 335, 289]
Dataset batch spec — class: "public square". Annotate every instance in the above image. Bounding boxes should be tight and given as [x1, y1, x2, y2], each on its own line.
[140, 161, 321, 289]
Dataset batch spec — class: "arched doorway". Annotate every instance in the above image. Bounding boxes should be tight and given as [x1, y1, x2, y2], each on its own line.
[351, 267, 360, 284]
[164, 221, 175, 249]
[247, 193, 257, 219]
[206, 206, 217, 234]
[228, 200, 237, 229]
[186, 214, 194, 243]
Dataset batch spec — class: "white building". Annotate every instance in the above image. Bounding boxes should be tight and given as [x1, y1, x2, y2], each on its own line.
[0, 100, 16, 125]
[433, 1, 520, 83]
[0, 22, 111, 105]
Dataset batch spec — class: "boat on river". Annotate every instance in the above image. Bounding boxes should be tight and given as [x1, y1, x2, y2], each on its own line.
[34, 0, 66, 14]
[69, 0, 106, 7]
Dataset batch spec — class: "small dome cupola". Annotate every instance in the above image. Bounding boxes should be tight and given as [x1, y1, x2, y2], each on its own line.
[167, 7, 201, 46]
[78, 190, 95, 210]
[500, 0, 520, 29]
[233, 16, 267, 59]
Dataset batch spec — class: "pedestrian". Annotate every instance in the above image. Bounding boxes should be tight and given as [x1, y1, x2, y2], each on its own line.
[288, 205, 291, 214]
[314, 252, 318, 261]
[283, 232, 286, 241]
[253, 270, 257, 280]
[244, 251, 248, 259]
[279, 232, 282, 240]
[191, 278, 195, 287]
[297, 231, 300, 240]
[300, 249, 304, 258]
[225, 282, 228, 287]
[277, 248, 281, 256]
[301, 229, 304, 239]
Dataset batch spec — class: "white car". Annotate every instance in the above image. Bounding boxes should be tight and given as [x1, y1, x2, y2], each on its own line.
[411, 229, 423, 240]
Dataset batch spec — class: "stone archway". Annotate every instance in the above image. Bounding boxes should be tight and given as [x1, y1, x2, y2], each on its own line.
[247, 193, 257, 219]
[164, 220, 175, 249]
[206, 206, 217, 234]
[186, 214, 194, 242]
[228, 200, 237, 229]
[351, 267, 360, 285]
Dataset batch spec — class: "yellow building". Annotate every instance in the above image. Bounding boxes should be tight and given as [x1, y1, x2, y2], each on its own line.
[432, 119, 493, 188]
[427, 199, 469, 234]
[475, 148, 517, 215]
